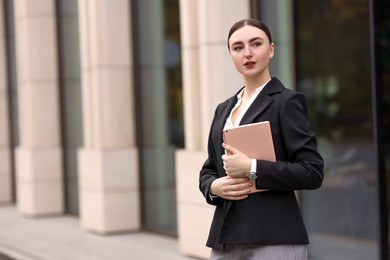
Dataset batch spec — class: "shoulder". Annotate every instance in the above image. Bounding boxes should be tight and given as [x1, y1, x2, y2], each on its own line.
[266, 77, 306, 101]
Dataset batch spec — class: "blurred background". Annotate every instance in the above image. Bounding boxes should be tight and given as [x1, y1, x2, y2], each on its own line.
[0, 0, 389, 259]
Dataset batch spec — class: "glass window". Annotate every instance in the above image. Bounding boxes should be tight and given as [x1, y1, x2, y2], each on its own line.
[295, 1, 380, 259]
[377, 0, 390, 256]
[132, 0, 183, 236]
[4, 0, 18, 201]
[57, 0, 83, 214]
[252, 0, 294, 88]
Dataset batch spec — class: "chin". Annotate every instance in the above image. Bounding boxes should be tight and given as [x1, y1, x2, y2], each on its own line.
[243, 72, 261, 78]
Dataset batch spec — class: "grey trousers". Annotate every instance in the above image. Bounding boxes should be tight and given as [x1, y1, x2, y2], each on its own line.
[210, 244, 308, 260]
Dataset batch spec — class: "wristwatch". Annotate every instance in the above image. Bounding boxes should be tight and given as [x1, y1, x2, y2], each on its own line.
[247, 171, 257, 180]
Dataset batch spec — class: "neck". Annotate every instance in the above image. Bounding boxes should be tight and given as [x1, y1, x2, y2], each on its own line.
[243, 73, 271, 96]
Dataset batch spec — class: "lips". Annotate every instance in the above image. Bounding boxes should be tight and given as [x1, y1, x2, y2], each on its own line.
[244, 61, 256, 66]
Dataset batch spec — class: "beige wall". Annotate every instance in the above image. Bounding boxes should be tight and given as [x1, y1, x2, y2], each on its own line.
[177, 0, 250, 258]
[0, 0, 12, 203]
[77, 0, 140, 234]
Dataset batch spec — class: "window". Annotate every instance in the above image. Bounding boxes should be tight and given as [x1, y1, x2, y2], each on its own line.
[132, 0, 183, 236]
[295, 1, 380, 259]
[56, 0, 83, 214]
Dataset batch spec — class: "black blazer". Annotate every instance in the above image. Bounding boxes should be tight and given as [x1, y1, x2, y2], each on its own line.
[199, 78, 324, 250]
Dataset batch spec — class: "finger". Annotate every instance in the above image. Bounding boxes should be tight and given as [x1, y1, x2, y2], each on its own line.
[222, 143, 238, 155]
[222, 184, 252, 196]
[223, 165, 228, 175]
[225, 190, 250, 200]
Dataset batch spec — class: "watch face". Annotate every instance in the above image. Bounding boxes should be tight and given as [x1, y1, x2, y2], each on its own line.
[248, 172, 257, 180]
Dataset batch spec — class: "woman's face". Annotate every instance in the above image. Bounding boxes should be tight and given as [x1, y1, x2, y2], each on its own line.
[228, 25, 274, 79]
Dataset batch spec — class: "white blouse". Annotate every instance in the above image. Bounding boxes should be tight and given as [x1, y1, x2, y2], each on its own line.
[224, 80, 270, 130]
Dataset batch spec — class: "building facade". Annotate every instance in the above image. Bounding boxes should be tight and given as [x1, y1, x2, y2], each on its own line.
[0, 0, 389, 259]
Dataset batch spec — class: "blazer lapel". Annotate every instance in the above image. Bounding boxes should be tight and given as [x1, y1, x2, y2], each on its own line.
[240, 78, 284, 125]
[240, 93, 273, 125]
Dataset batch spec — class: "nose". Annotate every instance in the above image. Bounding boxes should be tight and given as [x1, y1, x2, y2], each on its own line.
[244, 46, 252, 57]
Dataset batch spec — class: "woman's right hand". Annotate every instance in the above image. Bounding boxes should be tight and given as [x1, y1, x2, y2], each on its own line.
[210, 176, 253, 200]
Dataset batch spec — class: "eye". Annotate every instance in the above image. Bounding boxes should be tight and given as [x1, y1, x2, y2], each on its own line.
[233, 46, 243, 51]
[252, 42, 262, 47]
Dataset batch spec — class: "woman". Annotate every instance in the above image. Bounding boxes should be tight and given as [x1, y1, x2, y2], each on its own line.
[199, 18, 324, 260]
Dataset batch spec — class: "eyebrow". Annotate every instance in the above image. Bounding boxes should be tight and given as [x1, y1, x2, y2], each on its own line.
[231, 37, 263, 46]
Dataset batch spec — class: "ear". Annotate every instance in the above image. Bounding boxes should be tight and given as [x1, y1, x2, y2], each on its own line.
[269, 42, 275, 59]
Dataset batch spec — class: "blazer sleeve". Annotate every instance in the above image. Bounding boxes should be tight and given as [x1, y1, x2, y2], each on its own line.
[199, 106, 223, 206]
[256, 92, 324, 190]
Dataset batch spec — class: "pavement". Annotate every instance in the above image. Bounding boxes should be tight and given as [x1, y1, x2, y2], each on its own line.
[0, 205, 199, 260]
[0, 204, 381, 260]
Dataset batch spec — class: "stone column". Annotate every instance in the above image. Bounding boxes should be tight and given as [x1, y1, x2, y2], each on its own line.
[13, 0, 63, 216]
[77, 0, 139, 234]
[0, 0, 12, 203]
[176, 0, 250, 258]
